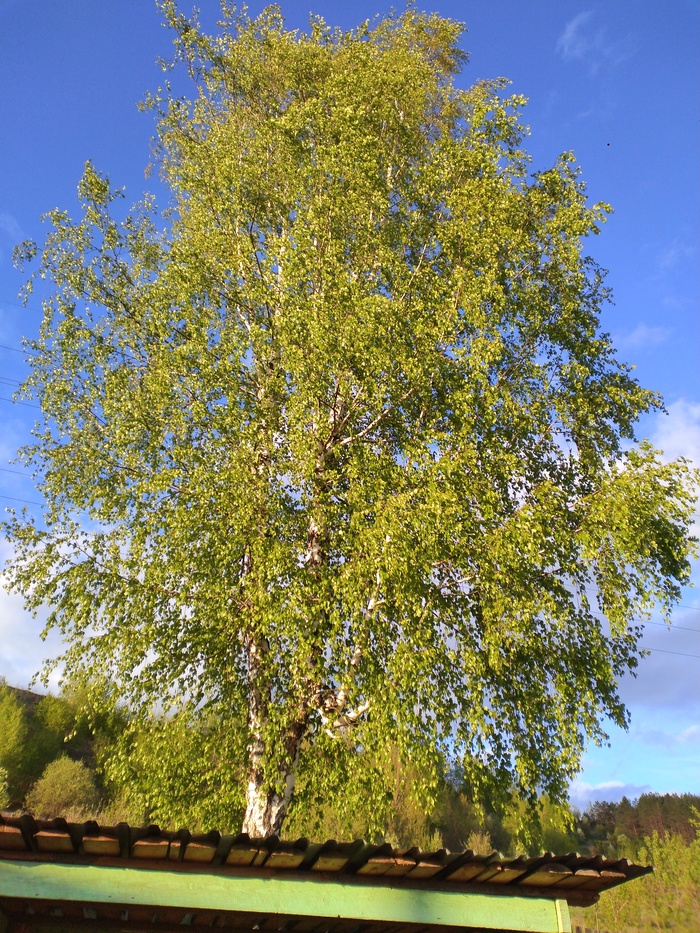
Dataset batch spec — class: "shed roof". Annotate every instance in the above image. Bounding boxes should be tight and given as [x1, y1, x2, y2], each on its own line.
[0, 815, 651, 933]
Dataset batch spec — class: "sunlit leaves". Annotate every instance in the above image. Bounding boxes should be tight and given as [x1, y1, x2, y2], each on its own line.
[4, 3, 698, 832]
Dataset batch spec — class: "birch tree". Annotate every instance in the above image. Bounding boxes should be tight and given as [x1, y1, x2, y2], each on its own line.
[5, 3, 697, 837]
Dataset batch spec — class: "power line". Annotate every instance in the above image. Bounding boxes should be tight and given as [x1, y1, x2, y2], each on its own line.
[644, 619, 700, 635]
[0, 494, 43, 507]
[0, 466, 31, 478]
[0, 396, 40, 410]
[0, 296, 43, 315]
[641, 645, 700, 661]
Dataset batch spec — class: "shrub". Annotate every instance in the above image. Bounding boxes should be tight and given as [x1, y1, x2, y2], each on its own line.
[25, 756, 100, 819]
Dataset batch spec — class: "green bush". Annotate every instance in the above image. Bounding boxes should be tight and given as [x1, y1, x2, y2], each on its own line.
[571, 827, 700, 932]
[0, 766, 9, 811]
[25, 756, 101, 820]
[0, 687, 29, 804]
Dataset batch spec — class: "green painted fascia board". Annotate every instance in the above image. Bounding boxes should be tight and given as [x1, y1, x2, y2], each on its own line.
[0, 860, 571, 933]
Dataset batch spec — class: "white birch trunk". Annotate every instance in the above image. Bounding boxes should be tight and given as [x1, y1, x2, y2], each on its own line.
[243, 636, 304, 837]
[242, 756, 298, 837]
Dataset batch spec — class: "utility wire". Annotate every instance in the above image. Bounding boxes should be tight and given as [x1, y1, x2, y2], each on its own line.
[0, 466, 30, 478]
[644, 619, 700, 635]
[0, 297, 43, 315]
[0, 396, 40, 410]
[640, 645, 700, 660]
[0, 494, 43, 506]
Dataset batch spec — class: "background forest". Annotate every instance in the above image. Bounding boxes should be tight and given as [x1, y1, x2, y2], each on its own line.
[1, 681, 698, 931]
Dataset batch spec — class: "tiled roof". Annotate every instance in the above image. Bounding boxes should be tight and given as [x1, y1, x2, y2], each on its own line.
[0, 814, 652, 932]
[0, 815, 652, 933]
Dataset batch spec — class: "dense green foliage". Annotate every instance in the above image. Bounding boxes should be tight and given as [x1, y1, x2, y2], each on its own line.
[571, 822, 700, 932]
[4, 3, 697, 833]
[0, 767, 8, 811]
[24, 755, 101, 819]
[0, 681, 94, 805]
[0, 686, 27, 803]
[580, 792, 700, 850]
[105, 708, 246, 831]
[3, 685, 698, 854]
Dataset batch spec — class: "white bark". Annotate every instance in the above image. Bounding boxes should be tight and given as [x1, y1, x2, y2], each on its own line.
[242, 767, 297, 838]
[243, 634, 304, 837]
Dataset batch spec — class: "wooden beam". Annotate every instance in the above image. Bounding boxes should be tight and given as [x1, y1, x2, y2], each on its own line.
[0, 860, 571, 933]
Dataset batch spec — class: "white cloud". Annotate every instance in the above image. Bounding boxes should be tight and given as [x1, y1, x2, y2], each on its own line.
[0, 587, 58, 690]
[0, 212, 21, 242]
[0, 533, 64, 690]
[651, 398, 700, 467]
[632, 717, 700, 749]
[656, 240, 695, 275]
[569, 778, 651, 811]
[678, 724, 700, 744]
[556, 11, 635, 75]
[617, 323, 671, 352]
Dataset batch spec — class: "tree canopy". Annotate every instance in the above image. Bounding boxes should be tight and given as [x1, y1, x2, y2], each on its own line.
[5, 3, 697, 836]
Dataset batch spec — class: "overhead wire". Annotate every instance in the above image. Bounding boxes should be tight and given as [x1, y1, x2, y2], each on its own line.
[0, 295, 48, 316]
[644, 619, 700, 635]
[0, 494, 43, 507]
[0, 396, 40, 409]
[0, 466, 30, 478]
[640, 646, 700, 660]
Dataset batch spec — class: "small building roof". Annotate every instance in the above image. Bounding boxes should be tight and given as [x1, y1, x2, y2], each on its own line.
[0, 814, 652, 933]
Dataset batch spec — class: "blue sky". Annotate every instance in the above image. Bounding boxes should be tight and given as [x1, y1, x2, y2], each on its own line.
[0, 0, 698, 811]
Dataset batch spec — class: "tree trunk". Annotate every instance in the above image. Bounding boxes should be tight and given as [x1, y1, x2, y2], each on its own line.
[241, 716, 305, 836]
[243, 635, 306, 837]
[242, 757, 298, 837]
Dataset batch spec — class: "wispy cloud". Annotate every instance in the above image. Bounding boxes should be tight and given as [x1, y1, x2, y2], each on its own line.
[616, 397, 700, 716]
[678, 724, 700, 744]
[633, 720, 700, 749]
[619, 600, 700, 712]
[656, 239, 695, 276]
[569, 779, 652, 810]
[0, 1, 25, 16]
[617, 323, 671, 352]
[557, 11, 595, 59]
[0, 211, 23, 266]
[651, 398, 700, 467]
[0, 212, 21, 243]
[556, 11, 635, 75]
